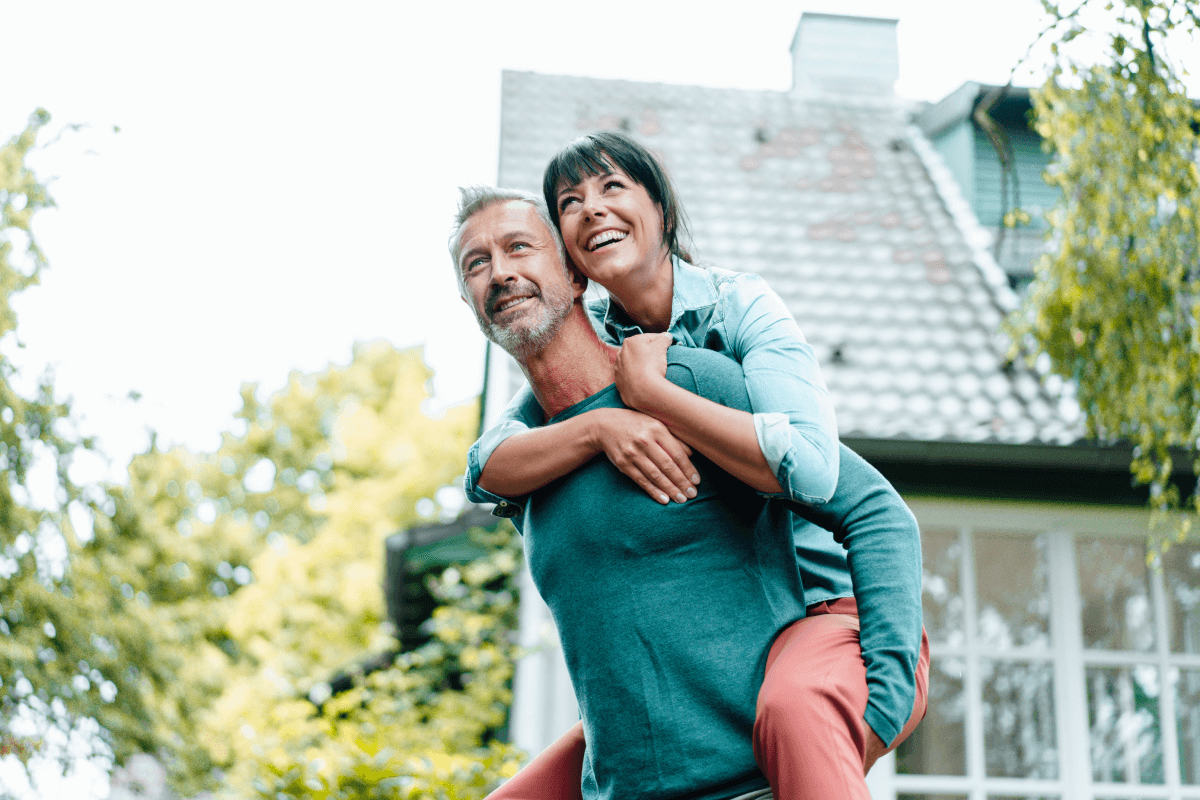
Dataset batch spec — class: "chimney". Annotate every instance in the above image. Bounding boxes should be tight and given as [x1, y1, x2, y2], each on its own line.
[790, 13, 899, 99]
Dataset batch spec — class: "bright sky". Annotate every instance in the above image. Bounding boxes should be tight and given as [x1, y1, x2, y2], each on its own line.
[4, 0, 1196, 484]
[0, 0, 1084, 485]
[1, 2, 1196, 796]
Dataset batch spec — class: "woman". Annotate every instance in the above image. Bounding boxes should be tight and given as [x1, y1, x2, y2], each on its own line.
[468, 131, 927, 800]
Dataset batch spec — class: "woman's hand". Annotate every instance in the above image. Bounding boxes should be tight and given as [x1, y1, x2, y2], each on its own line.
[615, 333, 673, 411]
[589, 407, 699, 504]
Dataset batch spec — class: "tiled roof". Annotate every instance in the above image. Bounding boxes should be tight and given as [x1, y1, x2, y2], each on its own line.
[497, 70, 1085, 448]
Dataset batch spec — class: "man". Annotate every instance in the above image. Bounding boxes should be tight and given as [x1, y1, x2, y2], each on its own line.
[452, 186, 927, 800]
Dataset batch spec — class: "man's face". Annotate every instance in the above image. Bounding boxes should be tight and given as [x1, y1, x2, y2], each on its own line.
[458, 200, 579, 360]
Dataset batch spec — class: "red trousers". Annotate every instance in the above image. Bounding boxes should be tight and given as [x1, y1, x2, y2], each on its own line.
[489, 598, 931, 800]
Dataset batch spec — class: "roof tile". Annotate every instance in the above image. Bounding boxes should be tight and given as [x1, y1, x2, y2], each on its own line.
[498, 70, 1084, 447]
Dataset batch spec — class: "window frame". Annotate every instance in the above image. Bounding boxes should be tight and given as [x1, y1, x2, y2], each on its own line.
[865, 496, 1200, 800]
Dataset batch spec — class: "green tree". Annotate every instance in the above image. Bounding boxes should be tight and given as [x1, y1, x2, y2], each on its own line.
[0, 111, 189, 795]
[108, 342, 524, 798]
[3, 110, 523, 798]
[1013, 0, 1200, 540]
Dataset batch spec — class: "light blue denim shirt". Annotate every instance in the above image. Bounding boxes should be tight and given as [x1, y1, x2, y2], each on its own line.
[466, 257, 853, 603]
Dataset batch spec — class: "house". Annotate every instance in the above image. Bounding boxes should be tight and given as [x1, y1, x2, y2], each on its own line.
[466, 11, 1200, 800]
[914, 81, 1059, 294]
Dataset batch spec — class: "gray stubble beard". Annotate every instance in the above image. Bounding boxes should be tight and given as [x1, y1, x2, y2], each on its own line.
[476, 281, 574, 362]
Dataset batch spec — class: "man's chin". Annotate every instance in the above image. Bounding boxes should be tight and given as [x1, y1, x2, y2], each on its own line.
[485, 320, 548, 360]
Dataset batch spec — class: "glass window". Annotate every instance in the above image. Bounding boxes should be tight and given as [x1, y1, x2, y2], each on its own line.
[1162, 541, 1200, 654]
[922, 529, 964, 647]
[974, 532, 1051, 649]
[981, 659, 1057, 778]
[898, 795, 966, 800]
[1076, 538, 1155, 652]
[1085, 665, 1164, 784]
[896, 656, 967, 776]
[1176, 667, 1200, 785]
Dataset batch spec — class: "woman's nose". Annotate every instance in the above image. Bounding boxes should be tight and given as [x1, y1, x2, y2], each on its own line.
[581, 192, 605, 219]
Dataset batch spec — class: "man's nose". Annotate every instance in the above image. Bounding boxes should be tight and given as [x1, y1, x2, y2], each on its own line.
[490, 255, 520, 284]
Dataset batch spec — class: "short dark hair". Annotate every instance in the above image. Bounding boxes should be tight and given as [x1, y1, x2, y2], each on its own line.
[542, 131, 693, 263]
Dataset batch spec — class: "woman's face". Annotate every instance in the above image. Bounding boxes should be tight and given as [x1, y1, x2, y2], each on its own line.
[554, 165, 666, 289]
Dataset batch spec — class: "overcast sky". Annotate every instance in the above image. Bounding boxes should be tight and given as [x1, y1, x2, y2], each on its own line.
[1, 0, 1195, 490]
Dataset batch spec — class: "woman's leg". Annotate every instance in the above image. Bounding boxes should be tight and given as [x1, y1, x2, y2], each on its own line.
[753, 600, 930, 800]
[486, 720, 586, 800]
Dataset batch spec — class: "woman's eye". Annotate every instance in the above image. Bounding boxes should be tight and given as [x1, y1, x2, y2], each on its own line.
[559, 196, 579, 212]
[605, 180, 624, 190]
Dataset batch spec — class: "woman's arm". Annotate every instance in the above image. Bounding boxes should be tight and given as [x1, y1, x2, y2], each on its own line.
[724, 272, 840, 504]
[468, 384, 700, 507]
[479, 406, 699, 503]
[615, 333, 783, 494]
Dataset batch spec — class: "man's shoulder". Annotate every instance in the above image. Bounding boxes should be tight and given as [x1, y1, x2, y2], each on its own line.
[665, 345, 750, 412]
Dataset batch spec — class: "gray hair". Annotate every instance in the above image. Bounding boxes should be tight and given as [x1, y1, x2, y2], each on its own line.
[449, 185, 567, 292]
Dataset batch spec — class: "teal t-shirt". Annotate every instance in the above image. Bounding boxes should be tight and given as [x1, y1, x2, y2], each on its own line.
[522, 346, 806, 800]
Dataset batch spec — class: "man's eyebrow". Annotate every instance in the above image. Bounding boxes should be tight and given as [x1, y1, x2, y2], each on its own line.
[459, 243, 488, 271]
[501, 228, 540, 242]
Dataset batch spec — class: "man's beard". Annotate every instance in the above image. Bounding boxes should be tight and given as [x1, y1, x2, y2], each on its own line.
[477, 279, 573, 361]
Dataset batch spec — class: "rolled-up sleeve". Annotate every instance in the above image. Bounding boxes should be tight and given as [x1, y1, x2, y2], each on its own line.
[464, 383, 543, 516]
[724, 274, 839, 504]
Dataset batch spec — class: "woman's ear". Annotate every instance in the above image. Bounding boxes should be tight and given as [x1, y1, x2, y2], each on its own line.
[569, 265, 589, 300]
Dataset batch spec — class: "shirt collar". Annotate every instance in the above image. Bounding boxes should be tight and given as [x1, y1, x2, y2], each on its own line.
[602, 255, 718, 337]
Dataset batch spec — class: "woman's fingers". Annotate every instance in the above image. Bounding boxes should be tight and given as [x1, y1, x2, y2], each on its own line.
[629, 449, 697, 504]
[600, 412, 699, 503]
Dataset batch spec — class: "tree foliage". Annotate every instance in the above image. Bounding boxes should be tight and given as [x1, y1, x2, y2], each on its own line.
[2, 110, 523, 798]
[0, 109, 190, 797]
[1014, 0, 1200, 538]
[105, 342, 525, 798]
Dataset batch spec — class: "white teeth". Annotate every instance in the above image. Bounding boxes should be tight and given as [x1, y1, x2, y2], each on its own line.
[496, 297, 529, 313]
[587, 230, 628, 251]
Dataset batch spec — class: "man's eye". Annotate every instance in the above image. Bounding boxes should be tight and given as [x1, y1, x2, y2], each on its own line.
[466, 257, 485, 272]
[512, 242, 528, 251]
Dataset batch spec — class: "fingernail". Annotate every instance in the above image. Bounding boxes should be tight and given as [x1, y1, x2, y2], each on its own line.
[675, 493, 687, 503]
[658, 493, 669, 504]
[690, 473, 700, 484]
[686, 486, 697, 498]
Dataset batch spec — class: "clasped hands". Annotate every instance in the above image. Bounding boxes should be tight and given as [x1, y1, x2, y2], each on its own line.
[592, 333, 698, 505]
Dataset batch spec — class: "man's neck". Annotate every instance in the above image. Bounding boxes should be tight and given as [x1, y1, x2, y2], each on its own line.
[518, 304, 618, 420]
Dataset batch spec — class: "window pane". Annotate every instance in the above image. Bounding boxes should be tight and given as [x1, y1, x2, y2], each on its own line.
[897, 657, 966, 776]
[1076, 538, 1155, 652]
[1086, 665, 1164, 784]
[975, 532, 1051, 648]
[988, 796, 1058, 800]
[899, 795, 966, 800]
[982, 659, 1058, 778]
[923, 529, 964, 647]
[1176, 667, 1200, 784]
[1162, 542, 1200, 654]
